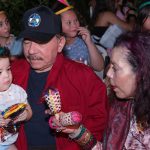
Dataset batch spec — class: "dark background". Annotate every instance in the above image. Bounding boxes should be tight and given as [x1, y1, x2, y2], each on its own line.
[0, 0, 91, 35]
[0, 0, 140, 35]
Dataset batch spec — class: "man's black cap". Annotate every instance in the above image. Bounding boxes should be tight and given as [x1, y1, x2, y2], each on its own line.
[19, 5, 62, 43]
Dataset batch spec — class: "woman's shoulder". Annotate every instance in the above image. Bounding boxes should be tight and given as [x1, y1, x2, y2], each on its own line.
[98, 11, 115, 18]
[95, 11, 116, 26]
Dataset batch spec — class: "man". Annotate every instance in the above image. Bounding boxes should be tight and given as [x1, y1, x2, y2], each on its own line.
[12, 5, 108, 150]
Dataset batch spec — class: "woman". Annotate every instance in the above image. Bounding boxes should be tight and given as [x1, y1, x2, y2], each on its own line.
[51, 32, 150, 150]
[105, 32, 150, 149]
[136, 0, 150, 31]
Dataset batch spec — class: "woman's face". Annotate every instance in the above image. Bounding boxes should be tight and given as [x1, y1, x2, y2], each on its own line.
[0, 13, 10, 38]
[61, 10, 80, 38]
[107, 46, 137, 99]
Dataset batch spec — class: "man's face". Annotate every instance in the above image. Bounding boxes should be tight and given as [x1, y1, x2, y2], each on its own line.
[23, 35, 65, 73]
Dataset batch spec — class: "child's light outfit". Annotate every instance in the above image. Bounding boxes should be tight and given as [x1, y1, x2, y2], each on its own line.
[0, 84, 28, 149]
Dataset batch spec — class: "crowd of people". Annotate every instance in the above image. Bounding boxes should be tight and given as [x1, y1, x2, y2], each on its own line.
[0, 0, 150, 150]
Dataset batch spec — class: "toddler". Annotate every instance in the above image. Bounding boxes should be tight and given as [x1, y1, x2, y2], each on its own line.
[0, 47, 32, 150]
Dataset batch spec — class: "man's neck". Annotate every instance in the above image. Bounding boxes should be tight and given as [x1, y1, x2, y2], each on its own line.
[34, 65, 53, 73]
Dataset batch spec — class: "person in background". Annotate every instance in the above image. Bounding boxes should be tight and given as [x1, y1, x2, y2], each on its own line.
[11, 5, 108, 150]
[126, 8, 137, 29]
[88, 0, 133, 79]
[136, 0, 150, 31]
[0, 11, 23, 59]
[56, 32, 150, 150]
[52, 0, 104, 71]
[115, 0, 135, 21]
[89, 0, 133, 34]
[0, 47, 32, 150]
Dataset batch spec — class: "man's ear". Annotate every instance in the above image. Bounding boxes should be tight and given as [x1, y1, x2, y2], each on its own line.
[58, 36, 66, 53]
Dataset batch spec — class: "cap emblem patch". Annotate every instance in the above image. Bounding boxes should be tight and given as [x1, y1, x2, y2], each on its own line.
[28, 13, 41, 27]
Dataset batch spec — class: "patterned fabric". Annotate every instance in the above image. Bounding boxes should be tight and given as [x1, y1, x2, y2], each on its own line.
[59, 111, 82, 126]
[63, 37, 90, 65]
[103, 99, 132, 150]
[104, 99, 150, 150]
[0, 84, 27, 146]
[124, 116, 150, 149]
[0, 84, 27, 111]
[92, 142, 103, 150]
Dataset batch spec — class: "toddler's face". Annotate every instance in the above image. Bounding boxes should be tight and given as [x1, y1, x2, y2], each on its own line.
[61, 10, 80, 38]
[0, 13, 10, 38]
[0, 58, 12, 92]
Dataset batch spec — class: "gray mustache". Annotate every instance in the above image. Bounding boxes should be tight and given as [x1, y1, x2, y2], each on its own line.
[27, 55, 43, 60]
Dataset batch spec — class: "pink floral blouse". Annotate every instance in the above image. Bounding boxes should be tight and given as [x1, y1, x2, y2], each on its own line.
[124, 116, 150, 149]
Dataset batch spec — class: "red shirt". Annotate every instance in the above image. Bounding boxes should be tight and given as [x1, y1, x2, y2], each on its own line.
[11, 54, 108, 150]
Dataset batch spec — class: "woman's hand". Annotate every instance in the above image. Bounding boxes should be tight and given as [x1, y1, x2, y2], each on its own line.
[50, 116, 79, 134]
[47, 111, 80, 134]
[61, 126, 79, 134]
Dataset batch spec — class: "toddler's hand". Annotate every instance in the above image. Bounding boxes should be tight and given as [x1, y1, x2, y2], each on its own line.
[0, 113, 11, 127]
[13, 109, 28, 123]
